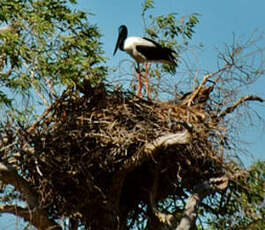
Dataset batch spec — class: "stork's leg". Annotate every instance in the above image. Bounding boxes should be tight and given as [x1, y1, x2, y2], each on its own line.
[135, 64, 142, 97]
[144, 63, 150, 99]
[137, 71, 142, 97]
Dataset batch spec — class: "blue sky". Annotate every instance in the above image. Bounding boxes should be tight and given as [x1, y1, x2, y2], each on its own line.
[0, 0, 265, 228]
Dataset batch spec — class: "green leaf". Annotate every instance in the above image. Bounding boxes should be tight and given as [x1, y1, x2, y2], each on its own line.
[142, 0, 155, 16]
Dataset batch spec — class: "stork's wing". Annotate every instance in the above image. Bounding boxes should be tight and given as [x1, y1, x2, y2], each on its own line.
[136, 44, 177, 65]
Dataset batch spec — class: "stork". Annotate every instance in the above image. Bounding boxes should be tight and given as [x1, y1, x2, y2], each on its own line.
[113, 25, 177, 98]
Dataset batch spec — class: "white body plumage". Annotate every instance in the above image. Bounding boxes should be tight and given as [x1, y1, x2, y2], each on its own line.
[123, 36, 156, 63]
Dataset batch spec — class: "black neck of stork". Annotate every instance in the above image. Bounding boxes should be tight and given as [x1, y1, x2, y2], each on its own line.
[113, 25, 128, 55]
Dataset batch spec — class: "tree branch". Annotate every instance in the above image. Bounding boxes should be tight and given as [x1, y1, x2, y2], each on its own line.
[45, 76, 58, 99]
[219, 95, 264, 119]
[0, 162, 38, 208]
[176, 176, 229, 230]
[0, 203, 61, 230]
[187, 65, 230, 106]
[145, 130, 192, 153]
[148, 168, 177, 229]
[0, 204, 32, 222]
[146, 175, 229, 230]
[26, 86, 72, 134]
[0, 162, 62, 230]
[122, 129, 191, 171]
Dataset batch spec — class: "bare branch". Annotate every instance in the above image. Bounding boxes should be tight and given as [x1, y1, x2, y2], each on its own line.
[0, 204, 32, 222]
[149, 169, 177, 229]
[44, 77, 58, 98]
[0, 162, 38, 208]
[176, 176, 229, 230]
[146, 175, 229, 230]
[26, 86, 72, 134]
[187, 65, 230, 106]
[33, 85, 49, 107]
[122, 129, 191, 171]
[145, 130, 192, 152]
[219, 95, 264, 119]
[0, 203, 61, 230]
[0, 162, 62, 230]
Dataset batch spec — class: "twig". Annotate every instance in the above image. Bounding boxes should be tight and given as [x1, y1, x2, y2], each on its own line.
[219, 95, 264, 119]
[0, 204, 32, 223]
[26, 103, 53, 134]
[24, 61, 50, 107]
[34, 85, 49, 106]
[187, 65, 230, 106]
[45, 76, 58, 98]
[26, 86, 71, 134]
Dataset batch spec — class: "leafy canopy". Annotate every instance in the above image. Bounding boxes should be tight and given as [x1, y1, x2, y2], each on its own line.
[208, 161, 265, 229]
[0, 0, 106, 110]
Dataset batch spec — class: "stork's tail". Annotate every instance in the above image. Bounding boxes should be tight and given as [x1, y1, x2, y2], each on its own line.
[163, 47, 177, 66]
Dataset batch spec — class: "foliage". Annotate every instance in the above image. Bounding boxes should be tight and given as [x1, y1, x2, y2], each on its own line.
[0, 0, 106, 112]
[207, 161, 265, 230]
[142, 0, 199, 46]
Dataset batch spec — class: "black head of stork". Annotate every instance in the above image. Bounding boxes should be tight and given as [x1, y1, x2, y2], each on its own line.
[113, 25, 128, 55]
[113, 25, 177, 98]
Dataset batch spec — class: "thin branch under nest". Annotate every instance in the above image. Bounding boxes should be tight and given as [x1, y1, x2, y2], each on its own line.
[0, 82, 263, 229]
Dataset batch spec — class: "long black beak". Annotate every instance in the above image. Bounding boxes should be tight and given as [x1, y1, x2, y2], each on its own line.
[113, 33, 122, 56]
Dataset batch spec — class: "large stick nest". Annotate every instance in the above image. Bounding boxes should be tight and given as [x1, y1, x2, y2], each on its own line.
[3, 83, 227, 228]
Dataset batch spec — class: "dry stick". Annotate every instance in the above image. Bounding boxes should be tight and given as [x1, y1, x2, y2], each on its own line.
[26, 103, 54, 134]
[45, 76, 58, 98]
[34, 85, 50, 107]
[218, 95, 264, 119]
[0, 204, 30, 219]
[187, 65, 230, 106]
[27, 87, 71, 134]
[21, 88, 71, 180]
[18, 102, 57, 174]
[25, 61, 50, 107]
